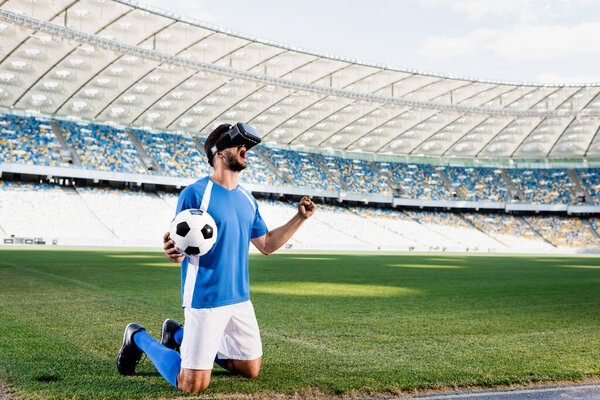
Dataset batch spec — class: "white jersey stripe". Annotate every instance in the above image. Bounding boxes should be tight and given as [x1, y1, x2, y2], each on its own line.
[200, 180, 213, 213]
[238, 187, 256, 213]
[182, 257, 199, 308]
[183, 180, 213, 308]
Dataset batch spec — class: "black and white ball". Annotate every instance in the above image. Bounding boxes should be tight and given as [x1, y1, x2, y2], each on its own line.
[169, 209, 217, 257]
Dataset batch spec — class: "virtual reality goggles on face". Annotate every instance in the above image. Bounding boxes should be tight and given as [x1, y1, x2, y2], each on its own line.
[208, 122, 262, 165]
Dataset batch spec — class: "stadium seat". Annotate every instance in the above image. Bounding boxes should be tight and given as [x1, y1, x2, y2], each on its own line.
[0, 114, 66, 167]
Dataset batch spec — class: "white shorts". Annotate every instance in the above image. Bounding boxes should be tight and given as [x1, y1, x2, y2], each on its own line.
[180, 300, 263, 370]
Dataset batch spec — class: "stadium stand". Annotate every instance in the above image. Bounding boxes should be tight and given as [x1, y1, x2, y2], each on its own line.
[523, 215, 599, 248]
[0, 178, 599, 251]
[258, 147, 338, 191]
[0, 114, 66, 167]
[589, 217, 600, 236]
[349, 206, 430, 248]
[508, 168, 576, 204]
[388, 163, 453, 200]
[259, 200, 371, 250]
[310, 203, 407, 250]
[0, 180, 113, 245]
[58, 120, 147, 174]
[157, 190, 180, 210]
[443, 166, 511, 202]
[462, 212, 552, 249]
[404, 210, 505, 250]
[133, 129, 211, 178]
[0, 111, 599, 209]
[577, 168, 600, 205]
[312, 153, 392, 195]
[239, 147, 288, 187]
[75, 186, 172, 247]
[0, 110, 600, 253]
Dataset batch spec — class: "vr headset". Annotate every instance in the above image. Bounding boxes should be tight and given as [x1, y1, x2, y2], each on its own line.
[208, 122, 262, 165]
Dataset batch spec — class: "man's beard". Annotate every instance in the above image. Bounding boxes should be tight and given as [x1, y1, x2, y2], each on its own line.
[223, 150, 246, 172]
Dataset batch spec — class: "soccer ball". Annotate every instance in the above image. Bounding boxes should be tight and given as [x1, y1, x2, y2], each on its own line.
[169, 209, 217, 257]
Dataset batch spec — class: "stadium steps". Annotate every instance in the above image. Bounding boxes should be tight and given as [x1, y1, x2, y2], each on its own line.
[297, 202, 375, 247]
[500, 169, 523, 200]
[126, 130, 162, 173]
[71, 186, 119, 239]
[518, 216, 556, 247]
[456, 213, 508, 248]
[157, 191, 175, 210]
[435, 167, 464, 199]
[583, 218, 600, 240]
[253, 147, 294, 185]
[347, 207, 425, 246]
[50, 121, 81, 166]
[403, 211, 460, 246]
[371, 162, 402, 195]
[306, 153, 350, 191]
[567, 169, 592, 203]
[315, 218, 375, 247]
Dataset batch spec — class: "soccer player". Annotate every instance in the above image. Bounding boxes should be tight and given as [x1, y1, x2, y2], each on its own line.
[116, 122, 315, 392]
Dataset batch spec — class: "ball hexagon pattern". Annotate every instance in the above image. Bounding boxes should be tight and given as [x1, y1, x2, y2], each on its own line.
[169, 209, 218, 257]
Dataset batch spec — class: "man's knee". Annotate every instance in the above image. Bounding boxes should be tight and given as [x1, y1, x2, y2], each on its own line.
[177, 369, 211, 392]
[242, 368, 260, 379]
[232, 357, 261, 378]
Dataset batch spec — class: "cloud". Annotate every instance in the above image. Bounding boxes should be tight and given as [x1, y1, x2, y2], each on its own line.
[494, 23, 600, 60]
[419, 22, 600, 61]
[419, 29, 496, 58]
[418, 0, 592, 23]
[535, 72, 600, 84]
[139, 0, 222, 24]
[446, 0, 538, 21]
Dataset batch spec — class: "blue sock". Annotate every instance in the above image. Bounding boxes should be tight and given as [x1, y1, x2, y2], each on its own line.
[214, 354, 229, 370]
[133, 330, 181, 388]
[174, 326, 184, 346]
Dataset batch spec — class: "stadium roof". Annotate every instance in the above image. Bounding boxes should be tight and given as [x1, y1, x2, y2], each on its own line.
[0, 0, 600, 161]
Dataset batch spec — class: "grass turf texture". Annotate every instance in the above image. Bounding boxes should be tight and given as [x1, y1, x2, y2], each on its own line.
[0, 249, 599, 399]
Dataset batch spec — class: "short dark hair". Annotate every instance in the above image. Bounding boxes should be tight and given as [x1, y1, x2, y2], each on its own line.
[204, 123, 232, 166]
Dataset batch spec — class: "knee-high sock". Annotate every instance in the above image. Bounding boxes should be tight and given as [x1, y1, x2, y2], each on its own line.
[174, 326, 184, 346]
[173, 327, 228, 369]
[133, 330, 181, 388]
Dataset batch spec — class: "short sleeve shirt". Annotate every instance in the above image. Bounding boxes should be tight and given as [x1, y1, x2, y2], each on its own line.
[176, 176, 268, 308]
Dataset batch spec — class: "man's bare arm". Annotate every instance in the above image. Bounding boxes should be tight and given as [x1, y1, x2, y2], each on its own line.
[251, 196, 315, 255]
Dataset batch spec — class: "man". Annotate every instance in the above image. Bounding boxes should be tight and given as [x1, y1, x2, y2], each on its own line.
[116, 122, 315, 392]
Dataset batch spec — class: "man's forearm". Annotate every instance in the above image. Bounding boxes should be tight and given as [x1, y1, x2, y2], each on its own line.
[263, 213, 307, 254]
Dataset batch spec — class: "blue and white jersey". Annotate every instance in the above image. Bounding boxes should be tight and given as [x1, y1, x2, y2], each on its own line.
[176, 176, 268, 309]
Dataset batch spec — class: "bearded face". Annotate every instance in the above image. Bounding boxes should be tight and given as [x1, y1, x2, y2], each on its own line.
[222, 145, 247, 172]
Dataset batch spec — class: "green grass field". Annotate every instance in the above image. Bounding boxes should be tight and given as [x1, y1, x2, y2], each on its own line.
[0, 249, 599, 399]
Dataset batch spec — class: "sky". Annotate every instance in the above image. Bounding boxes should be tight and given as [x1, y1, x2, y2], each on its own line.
[140, 0, 600, 85]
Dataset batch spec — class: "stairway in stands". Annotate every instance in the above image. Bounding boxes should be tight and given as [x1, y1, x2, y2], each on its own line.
[567, 169, 592, 203]
[435, 167, 464, 199]
[50, 121, 81, 166]
[126, 130, 162, 173]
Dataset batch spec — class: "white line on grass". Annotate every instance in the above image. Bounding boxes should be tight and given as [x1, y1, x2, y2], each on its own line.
[0, 261, 100, 290]
[410, 382, 600, 399]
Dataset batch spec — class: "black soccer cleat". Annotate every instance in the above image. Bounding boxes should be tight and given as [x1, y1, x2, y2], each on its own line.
[160, 318, 183, 352]
[116, 323, 145, 376]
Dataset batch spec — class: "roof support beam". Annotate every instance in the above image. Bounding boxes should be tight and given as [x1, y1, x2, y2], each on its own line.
[1, 9, 596, 118]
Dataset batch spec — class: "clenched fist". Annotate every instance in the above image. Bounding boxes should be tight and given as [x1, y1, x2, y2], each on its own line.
[297, 196, 315, 220]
